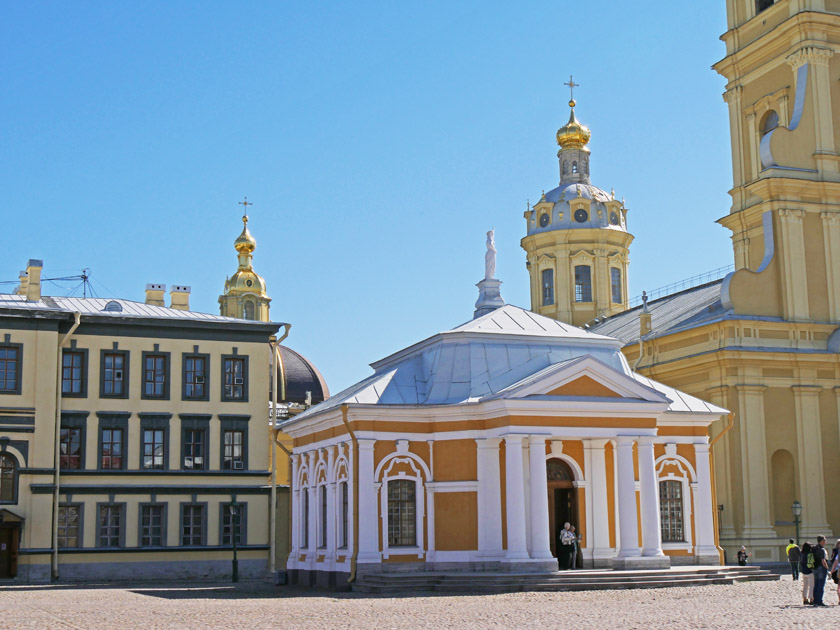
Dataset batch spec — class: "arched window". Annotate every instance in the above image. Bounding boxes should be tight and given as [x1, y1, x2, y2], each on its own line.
[319, 485, 327, 548]
[574, 265, 592, 302]
[755, 0, 774, 14]
[659, 480, 684, 542]
[301, 489, 310, 548]
[572, 161, 578, 174]
[339, 481, 349, 549]
[610, 268, 622, 304]
[0, 454, 17, 503]
[542, 268, 554, 306]
[387, 479, 416, 547]
[761, 110, 779, 136]
[562, 161, 569, 175]
[546, 458, 574, 482]
[243, 302, 255, 320]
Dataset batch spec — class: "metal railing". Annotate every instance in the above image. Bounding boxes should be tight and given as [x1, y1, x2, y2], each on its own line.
[629, 264, 734, 308]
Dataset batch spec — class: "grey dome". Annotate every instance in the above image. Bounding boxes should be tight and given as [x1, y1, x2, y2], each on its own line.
[527, 182, 627, 235]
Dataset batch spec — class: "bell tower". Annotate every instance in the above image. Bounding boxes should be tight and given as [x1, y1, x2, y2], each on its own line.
[521, 80, 634, 328]
[219, 199, 271, 322]
[714, 0, 840, 323]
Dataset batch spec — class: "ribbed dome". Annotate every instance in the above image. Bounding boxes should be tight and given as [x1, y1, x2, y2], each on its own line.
[272, 345, 329, 405]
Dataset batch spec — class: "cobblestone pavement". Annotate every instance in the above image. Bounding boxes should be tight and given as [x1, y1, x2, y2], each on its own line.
[0, 576, 837, 629]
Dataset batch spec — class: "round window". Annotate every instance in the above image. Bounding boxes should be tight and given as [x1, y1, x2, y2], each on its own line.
[574, 209, 588, 223]
[610, 211, 620, 226]
[539, 213, 550, 227]
[246, 279, 253, 287]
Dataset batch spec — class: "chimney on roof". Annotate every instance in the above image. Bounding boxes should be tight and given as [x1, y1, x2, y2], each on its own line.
[170, 285, 190, 311]
[14, 269, 28, 296]
[639, 290, 652, 337]
[25, 260, 43, 302]
[145, 283, 166, 306]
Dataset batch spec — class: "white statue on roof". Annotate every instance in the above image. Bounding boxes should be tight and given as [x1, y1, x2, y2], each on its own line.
[485, 229, 496, 280]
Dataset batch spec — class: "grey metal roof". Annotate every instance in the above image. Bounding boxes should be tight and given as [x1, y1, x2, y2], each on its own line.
[0, 293, 281, 328]
[526, 182, 628, 235]
[587, 280, 727, 345]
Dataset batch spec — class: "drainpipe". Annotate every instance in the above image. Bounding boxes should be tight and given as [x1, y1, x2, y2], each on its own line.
[269, 324, 290, 576]
[340, 404, 358, 584]
[52, 311, 81, 581]
[709, 413, 734, 564]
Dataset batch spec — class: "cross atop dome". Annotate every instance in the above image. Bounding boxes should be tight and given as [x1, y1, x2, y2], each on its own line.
[564, 75, 579, 107]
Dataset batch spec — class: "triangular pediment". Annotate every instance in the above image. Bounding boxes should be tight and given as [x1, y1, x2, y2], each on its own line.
[495, 355, 672, 404]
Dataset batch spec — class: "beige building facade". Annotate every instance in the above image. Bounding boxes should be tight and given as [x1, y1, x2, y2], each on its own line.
[0, 260, 282, 581]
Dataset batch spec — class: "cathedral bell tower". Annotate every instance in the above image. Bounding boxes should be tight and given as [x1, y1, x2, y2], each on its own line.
[521, 82, 634, 327]
[219, 200, 271, 321]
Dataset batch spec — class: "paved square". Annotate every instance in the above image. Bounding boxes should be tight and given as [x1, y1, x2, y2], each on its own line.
[0, 577, 834, 629]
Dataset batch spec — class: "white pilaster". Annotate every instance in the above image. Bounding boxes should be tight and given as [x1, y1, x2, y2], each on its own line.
[325, 447, 336, 562]
[356, 439, 380, 562]
[476, 438, 503, 558]
[504, 436, 529, 560]
[584, 439, 612, 565]
[793, 385, 831, 537]
[615, 437, 641, 559]
[290, 453, 300, 556]
[638, 438, 664, 557]
[528, 436, 553, 560]
[307, 451, 318, 560]
[693, 441, 720, 562]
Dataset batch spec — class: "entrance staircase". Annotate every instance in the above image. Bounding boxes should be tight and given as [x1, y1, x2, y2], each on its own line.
[352, 566, 779, 594]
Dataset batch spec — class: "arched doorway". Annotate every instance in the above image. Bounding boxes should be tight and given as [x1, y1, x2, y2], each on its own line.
[546, 458, 578, 568]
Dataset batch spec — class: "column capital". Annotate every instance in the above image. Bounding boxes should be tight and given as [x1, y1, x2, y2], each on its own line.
[615, 435, 637, 447]
[504, 434, 525, 445]
[637, 436, 656, 447]
[791, 384, 823, 396]
[744, 111, 756, 123]
[357, 438, 376, 451]
[475, 437, 502, 449]
[779, 208, 806, 221]
[734, 383, 768, 393]
[693, 441, 711, 454]
[821, 211, 840, 226]
[583, 438, 610, 449]
[722, 85, 742, 104]
[787, 46, 834, 70]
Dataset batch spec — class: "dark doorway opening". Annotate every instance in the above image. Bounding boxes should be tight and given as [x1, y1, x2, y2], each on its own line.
[0, 526, 19, 578]
[547, 458, 579, 569]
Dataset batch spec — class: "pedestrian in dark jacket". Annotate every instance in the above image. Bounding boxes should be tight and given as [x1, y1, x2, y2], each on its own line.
[800, 542, 814, 605]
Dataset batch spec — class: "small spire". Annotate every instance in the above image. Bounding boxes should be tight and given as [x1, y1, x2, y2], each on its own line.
[642, 291, 649, 313]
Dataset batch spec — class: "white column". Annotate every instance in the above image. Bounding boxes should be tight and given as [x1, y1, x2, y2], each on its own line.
[357, 439, 380, 562]
[693, 442, 719, 559]
[476, 438, 503, 558]
[584, 439, 612, 563]
[290, 454, 300, 555]
[616, 437, 641, 558]
[307, 451, 318, 560]
[325, 447, 337, 562]
[638, 438, 664, 557]
[504, 436, 529, 560]
[528, 436, 553, 560]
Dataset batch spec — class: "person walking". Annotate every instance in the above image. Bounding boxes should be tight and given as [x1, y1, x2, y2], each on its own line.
[786, 539, 801, 581]
[812, 535, 829, 607]
[559, 522, 575, 571]
[801, 542, 815, 605]
[829, 539, 840, 605]
[737, 545, 750, 566]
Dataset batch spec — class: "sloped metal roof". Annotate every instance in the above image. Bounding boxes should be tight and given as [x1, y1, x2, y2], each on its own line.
[0, 293, 280, 327]
[587, 280, 726, 345]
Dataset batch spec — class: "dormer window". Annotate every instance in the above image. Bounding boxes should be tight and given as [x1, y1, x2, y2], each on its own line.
[760, 110, 779, 136]
[755, 0, 774, 14]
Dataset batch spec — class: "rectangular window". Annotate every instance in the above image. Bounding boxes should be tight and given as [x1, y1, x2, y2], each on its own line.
[610, 267, 622, 304]
[140, 504, 165, 547]
[755, 0, 774, 14]
[62, 350, 85, 396]
[221, 503, 245, 546]
[319, 485, 327, 548]
[101, 352, 126, 397]
[387, 479, 416, 547]
[574, 265, 592, 302]
[60, 427, 83, 469]
[340, 481, 348, 549]
[659, 480, 685, 542]
[0, 345, 21, 394]
[57, 505, 81, 548]
[541, 268, 554, 306]
[183, 429, 206, 470]
[181, 504, 205, 546]
[100, 428, 124, 470]
[183, 355, 207, 400]
[143, 353, 168, 399]
[223, 430, 244, 470]
[142, 429, 166, 469]
[98, 504, 122, 547]
[222, 357, 247, 401]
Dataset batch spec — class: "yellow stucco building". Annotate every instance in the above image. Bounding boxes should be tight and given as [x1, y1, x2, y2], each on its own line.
[0, 260, 282, 581]
[527, 0, 840, 562]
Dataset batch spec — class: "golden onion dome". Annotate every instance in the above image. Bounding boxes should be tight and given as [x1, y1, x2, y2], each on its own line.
[234, 214, 256, 254]
[556, 100, 591, 150]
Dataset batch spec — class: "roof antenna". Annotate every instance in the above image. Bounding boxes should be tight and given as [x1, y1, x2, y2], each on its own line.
[81, 268, 92, 298]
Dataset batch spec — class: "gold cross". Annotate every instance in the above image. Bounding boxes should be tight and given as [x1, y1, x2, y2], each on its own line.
[564, 75, 579, 103]
[238, 197, 253, 212]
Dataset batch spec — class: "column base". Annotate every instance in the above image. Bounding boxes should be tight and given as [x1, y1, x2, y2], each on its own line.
[614, 555, 671, 570]
[499, 558, 559, 573]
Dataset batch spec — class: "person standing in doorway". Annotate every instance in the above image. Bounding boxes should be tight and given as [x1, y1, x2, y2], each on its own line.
[812, 535, 829, 606]
[786, 539, 801, 581]
[569, 525, 580, 570]
[737, 546, 750, 566]
[559, 522, 575, 571]
[800, 542, 815, 605]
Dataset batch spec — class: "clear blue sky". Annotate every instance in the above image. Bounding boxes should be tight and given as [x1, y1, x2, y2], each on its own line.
[1, 2, 733, 395]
